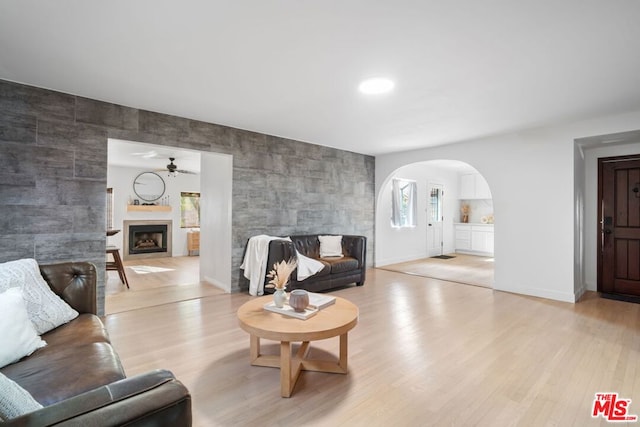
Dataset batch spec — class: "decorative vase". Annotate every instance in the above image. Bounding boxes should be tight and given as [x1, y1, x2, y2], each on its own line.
[288, 289, 309, 312]
[273, 288, 286, 308]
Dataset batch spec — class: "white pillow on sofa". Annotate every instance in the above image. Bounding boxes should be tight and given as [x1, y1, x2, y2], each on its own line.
[0, 259, 78, 335]
[0, 288, 46, 369]
[0, 372, 43, 420]
[318, 235, 344, 258]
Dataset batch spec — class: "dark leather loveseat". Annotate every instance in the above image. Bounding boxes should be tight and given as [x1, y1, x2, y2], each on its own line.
[0, 262, 191, 426]
[264, 234, 366, 293]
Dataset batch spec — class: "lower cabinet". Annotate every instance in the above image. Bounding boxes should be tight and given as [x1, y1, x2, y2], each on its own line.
[455, 227, 472, 250]
[187, 231, 200, 256]
[455, 224, 494, 256]
[471, 229, 494, 253]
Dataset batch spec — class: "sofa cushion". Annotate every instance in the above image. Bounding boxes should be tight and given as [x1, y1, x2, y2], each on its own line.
[2, 341, 126, 406]
[0, 315, 126, 406]
[0, 372, 43, 420]
[42, 313, 111, 347]
[0, 259, 78, 334]
[312, 260, 332, 277]
[322, 256, 359, 274]
[0, 288, 47, 369]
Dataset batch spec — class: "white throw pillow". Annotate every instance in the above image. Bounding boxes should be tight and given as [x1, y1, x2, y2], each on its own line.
[0, 288, 47, 369]
[0, 372, 43, 420]
[0, 259, 78, 335]
[318, 235, 344, 258]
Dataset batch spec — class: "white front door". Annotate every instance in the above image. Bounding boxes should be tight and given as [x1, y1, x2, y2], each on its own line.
[427, 183, 444, 257]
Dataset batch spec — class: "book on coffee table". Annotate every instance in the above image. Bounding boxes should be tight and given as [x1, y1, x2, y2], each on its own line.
[307, 292, 336, 310]
[264, 302, 319, 320]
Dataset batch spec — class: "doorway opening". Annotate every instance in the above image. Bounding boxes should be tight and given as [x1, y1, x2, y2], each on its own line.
[575, 130, 640, 300]
[375, 159, 495, 288]
[106, 139, 230, 314]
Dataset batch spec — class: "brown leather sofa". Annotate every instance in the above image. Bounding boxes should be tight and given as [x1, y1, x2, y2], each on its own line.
[263, 234, 366, 293]
[0, 262, 191, 426]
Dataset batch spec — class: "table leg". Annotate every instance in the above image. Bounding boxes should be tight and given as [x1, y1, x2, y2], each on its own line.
[249, 335, 350, 397]
[250, 335, 260, 363]
[339, 332, 348, 372]
[281, 341, 292, 397]
[296, 334, 349, 374]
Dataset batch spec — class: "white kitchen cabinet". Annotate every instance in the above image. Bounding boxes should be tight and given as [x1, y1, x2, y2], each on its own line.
[455, 224, 494, 255]
[471, 228, 493, 253]
[455, 224, 472, 250]
[458, 173, 491, 199]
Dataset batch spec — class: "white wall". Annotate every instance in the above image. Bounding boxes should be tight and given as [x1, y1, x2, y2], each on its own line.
[199, 152, 233, 292]
[376, 109, 640, 303]
[376, 162, 460, 265]
[582, 141, 640, 291]
[106, 165, 200, 256]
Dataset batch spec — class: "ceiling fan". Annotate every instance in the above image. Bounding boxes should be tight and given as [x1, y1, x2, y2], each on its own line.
[158, 157, 197, 176]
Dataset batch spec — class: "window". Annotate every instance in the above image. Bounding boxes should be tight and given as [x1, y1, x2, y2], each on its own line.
[391, 178, 417, 228]
[180, 192, 200, 228]
[429, 187, 443, 223]
[106, 188, 114, 229]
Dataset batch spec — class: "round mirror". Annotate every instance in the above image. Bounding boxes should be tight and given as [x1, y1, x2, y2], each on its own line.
[133, 172, 165, 202]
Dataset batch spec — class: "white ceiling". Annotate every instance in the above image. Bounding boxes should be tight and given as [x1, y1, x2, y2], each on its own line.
[108, 139, 201, 173]
[1, 1, 640, 156]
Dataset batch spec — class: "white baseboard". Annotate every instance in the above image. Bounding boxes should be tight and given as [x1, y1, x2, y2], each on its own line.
[574, 282, 587, 301]
[375, 253, 426, 267]
[494, 284, 577, 303]
[203, 276, 229, 293]
[376, 246, 458, 267]
[455, 249, 494, 257]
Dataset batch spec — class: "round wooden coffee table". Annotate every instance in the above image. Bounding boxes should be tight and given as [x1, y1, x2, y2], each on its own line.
[237, 295, 358, 397]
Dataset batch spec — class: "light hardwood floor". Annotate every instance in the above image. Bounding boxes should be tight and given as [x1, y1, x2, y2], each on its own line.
[105, 256, 225, 314]
[104, 268, 640, 426]
[379, 253, 495, 288]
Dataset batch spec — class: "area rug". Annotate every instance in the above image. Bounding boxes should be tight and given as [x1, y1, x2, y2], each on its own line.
[127, 265, 175, 275]
[431, 255, 455, 259]
[379, 254, 494, 288]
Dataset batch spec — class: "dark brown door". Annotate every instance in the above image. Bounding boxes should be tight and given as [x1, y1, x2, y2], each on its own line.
[598, 155, 640, 297]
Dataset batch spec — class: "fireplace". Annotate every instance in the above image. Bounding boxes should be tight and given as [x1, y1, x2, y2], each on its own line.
[129, 224, 167, 254]
[123, 220, 172, 260]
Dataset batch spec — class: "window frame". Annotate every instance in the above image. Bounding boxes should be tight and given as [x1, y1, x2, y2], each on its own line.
[180, 191, 201, 228]
[391, 178, 417, 228]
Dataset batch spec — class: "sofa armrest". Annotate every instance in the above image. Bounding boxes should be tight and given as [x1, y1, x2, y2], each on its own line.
[4, 370, 191, 427]
[39, 262, 97, 315]
[342, 235, 367, 268]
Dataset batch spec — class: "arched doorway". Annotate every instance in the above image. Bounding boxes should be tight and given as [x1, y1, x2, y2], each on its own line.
[375, 159, 495, 288]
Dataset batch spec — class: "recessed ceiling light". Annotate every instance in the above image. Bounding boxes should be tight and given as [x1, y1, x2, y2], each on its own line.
[358, 77, 395, 95]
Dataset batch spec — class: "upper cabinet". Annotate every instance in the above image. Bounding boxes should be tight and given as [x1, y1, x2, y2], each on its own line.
[459, 173, 492, 199]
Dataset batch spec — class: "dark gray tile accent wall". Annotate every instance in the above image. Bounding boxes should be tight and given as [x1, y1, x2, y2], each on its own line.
[0, 80, 375, 315]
